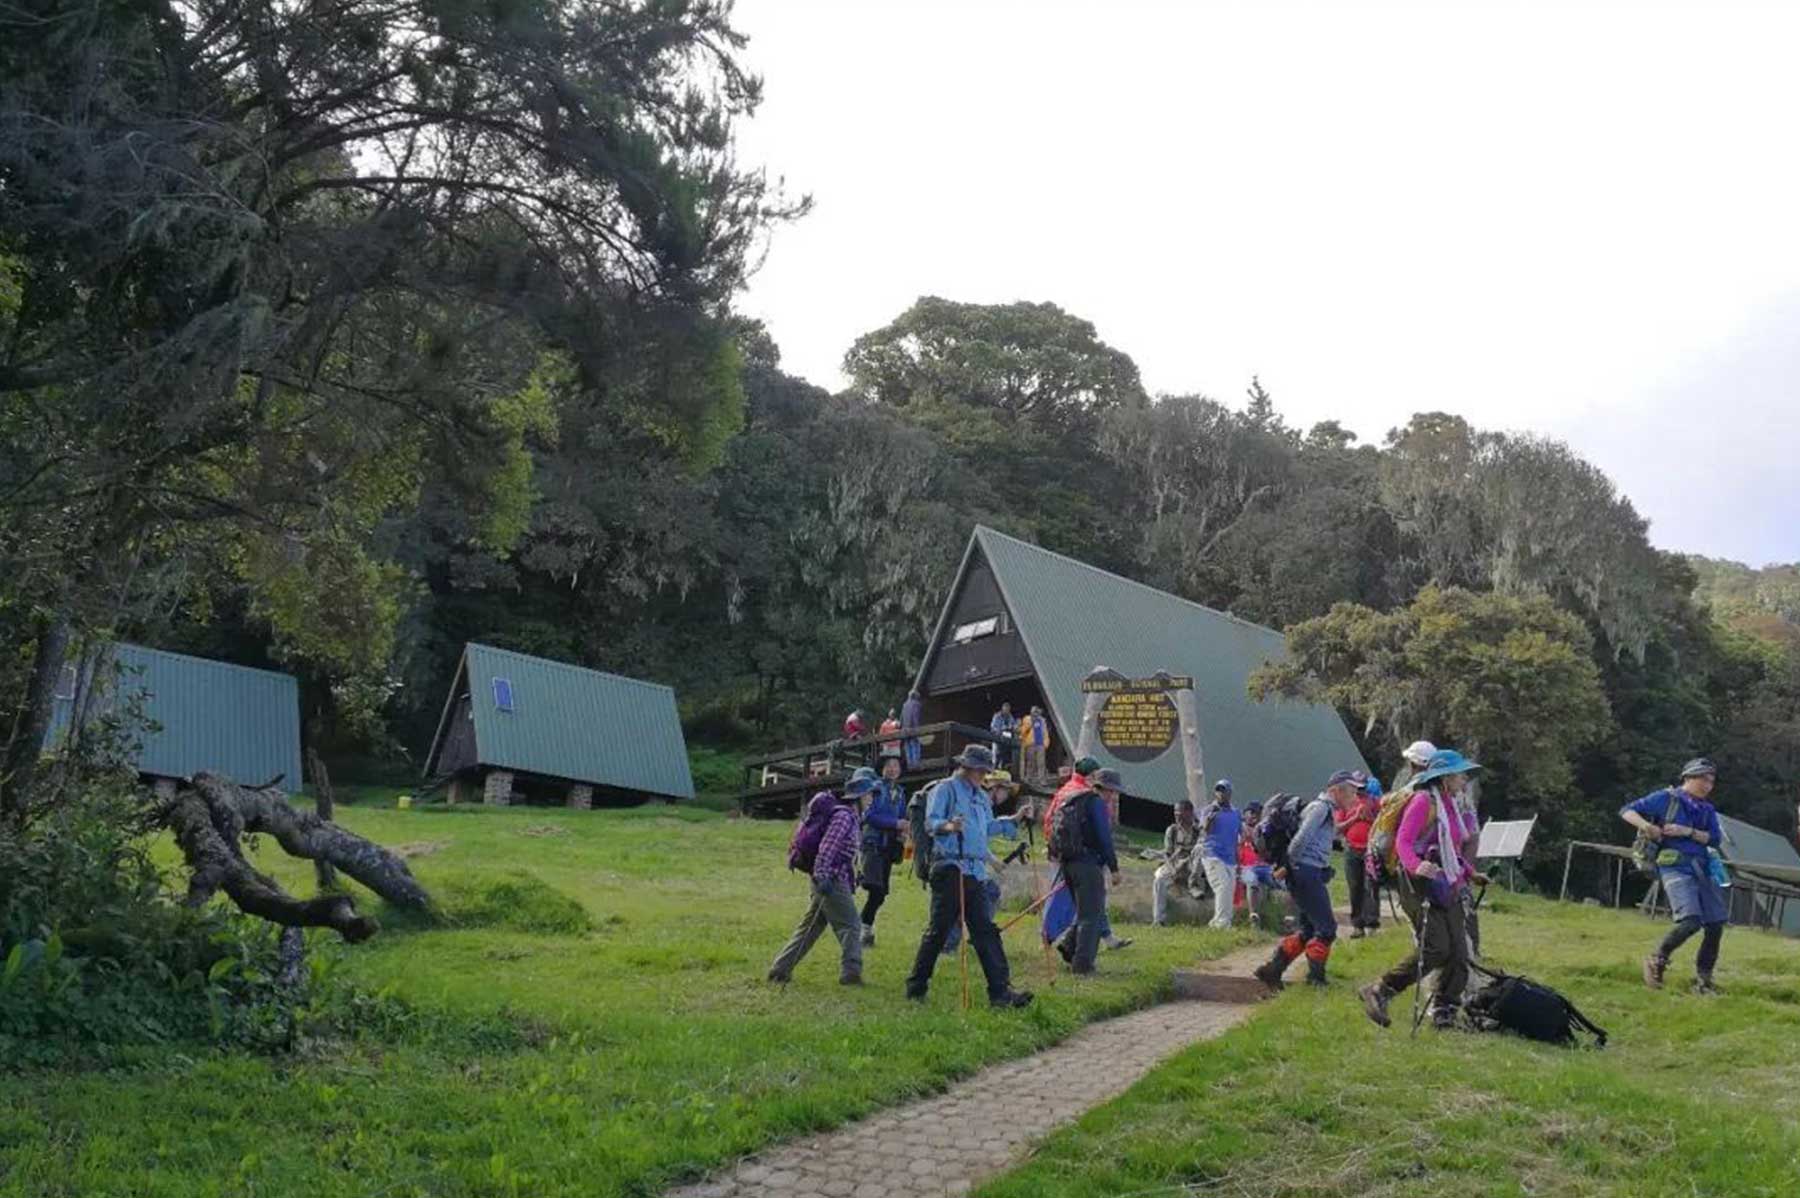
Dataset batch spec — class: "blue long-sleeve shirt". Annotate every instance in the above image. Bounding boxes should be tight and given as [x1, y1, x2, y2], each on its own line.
[901, 697, 922, 729]
[862, 779, 905, 846]
[1289, 796, 1336, 869]
[1622, 787, 1722, 862]
[925, 775, 1019, 880]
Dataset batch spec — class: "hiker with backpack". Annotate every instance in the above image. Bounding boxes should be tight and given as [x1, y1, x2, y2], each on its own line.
[1336, 772, 1383, 938]
[1358, 750, 1489, 1030]
[769, 779, 872, 987]
[1254, 773, 1359, 990]
[1622, 758, 1729, 995]
[1199, 780, 1242, 929]
[859, 756, 908, 948]
[1152, 799, 1202, 927]
[941, 769, 1025, 955]
[904, 745, 1034, 1009]
[1055, 767, 1124, 975]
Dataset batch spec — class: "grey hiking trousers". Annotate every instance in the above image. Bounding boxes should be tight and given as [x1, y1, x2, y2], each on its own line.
[770, 880, 863, 981]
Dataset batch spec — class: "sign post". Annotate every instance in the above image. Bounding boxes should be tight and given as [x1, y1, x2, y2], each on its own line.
[1077, 668, 1201, 808]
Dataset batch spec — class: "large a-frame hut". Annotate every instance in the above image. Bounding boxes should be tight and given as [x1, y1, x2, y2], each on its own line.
[913, 526, 1367, 826]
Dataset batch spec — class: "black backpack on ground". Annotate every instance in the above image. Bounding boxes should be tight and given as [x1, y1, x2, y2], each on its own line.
[1464, 961, 1607, 1048]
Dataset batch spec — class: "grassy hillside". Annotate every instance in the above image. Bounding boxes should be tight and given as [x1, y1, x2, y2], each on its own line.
[978, 894, 1800, 1198]
[0, 799, 1250, 1198]
[4, 800, 1798, 1198]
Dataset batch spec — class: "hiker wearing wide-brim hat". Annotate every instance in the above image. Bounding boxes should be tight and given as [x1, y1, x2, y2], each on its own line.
[1358, 750, 1488, 1030]
[1621, 757, 1728, 994]
[903, 741, 1033, 1009]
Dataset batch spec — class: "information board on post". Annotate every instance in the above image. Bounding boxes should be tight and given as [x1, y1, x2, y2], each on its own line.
[1080, 673, 1193, 765]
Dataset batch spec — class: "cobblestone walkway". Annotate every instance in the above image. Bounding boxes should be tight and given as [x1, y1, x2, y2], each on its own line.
[668, 944, 1271, 1198]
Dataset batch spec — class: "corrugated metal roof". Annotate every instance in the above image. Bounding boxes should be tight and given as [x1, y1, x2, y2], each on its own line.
[46, 643, 303, 792]
[1719, 814, 1800, 870]
[943, 526, 1368, 807]
[457, 643, 694, 800]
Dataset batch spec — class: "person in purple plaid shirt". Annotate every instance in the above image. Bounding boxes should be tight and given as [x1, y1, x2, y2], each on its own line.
[768, 776, 871, 986]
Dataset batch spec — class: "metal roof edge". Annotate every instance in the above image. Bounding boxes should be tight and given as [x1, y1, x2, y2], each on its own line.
[972, 528, 1079, 755]
[423, 648, 472, 779]
[108, 642, 300, 686]
[972, 524, 1289, 646]
[465, 642, 681, 698]
[911, 532, 982, 696]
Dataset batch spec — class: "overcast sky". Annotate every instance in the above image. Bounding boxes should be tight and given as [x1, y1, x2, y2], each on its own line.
[730, 0, 1799, 567]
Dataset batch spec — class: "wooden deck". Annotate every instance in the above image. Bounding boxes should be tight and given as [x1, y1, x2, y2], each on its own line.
[736, 721, 1049, 816]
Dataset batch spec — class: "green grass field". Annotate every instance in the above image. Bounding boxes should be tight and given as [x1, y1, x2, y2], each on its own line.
[978, 894, 1800, 1198]
[3, 798, 1797, 1198]
[0, 798, 1251, 1198]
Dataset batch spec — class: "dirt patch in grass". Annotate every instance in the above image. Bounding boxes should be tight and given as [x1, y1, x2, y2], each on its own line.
[393, 840, 450, 858]
[520, 824, 569, 838]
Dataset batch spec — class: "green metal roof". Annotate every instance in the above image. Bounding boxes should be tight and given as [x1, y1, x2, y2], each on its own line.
[930, 526, 1367, 807]
[47, 643, 303, 791]
[450, 643, 694, 800]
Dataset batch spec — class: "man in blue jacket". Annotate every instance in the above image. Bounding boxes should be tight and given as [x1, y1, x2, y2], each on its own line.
[904, 745, 1034, 1009]
[1065, 768, 1123, 975]
[858, 755, 907, 947]
[1622, 758, 1729, 994]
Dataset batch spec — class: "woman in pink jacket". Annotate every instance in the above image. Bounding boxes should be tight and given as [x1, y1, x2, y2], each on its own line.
[1358, 750, 1488, 1030]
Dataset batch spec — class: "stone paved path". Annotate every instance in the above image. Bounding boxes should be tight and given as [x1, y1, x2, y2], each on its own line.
[667, 944, 1271, 1198]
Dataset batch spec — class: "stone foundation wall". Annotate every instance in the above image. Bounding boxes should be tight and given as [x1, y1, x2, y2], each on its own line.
[483, 769, 514, 806]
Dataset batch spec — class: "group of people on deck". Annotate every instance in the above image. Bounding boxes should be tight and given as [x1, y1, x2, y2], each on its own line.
[772, 708, 1740, 1022]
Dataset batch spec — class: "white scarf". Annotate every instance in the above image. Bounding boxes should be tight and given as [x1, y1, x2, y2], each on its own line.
[1433, 787, 1466, 884]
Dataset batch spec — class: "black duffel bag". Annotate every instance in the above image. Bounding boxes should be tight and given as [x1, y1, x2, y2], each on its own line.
[1464, 961, 1607, 1049]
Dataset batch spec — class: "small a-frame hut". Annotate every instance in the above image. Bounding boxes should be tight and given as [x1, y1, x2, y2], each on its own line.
[47, 643, 303, 795]
[425, 643, 694, 807]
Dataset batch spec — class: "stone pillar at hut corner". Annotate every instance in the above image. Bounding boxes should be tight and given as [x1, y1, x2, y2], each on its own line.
[483, 769, 514, 806]
[567, 783, 594, 810]
[1167, 674, 1205, 810]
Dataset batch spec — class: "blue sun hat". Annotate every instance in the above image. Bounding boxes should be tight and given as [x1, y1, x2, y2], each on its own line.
[1411, 749, 1482, 787]
[845, 767, 879, 797]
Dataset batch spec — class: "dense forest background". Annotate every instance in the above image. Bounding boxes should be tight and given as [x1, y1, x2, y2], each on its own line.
[3, 0, 1794, 879]
[116, 292, 1800, 854]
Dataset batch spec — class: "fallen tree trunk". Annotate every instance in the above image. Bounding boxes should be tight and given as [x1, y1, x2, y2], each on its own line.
[165, 772, 433, 942]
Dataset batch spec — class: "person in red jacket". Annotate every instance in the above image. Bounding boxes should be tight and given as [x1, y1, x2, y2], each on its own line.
[1335, 772, 1383, 937]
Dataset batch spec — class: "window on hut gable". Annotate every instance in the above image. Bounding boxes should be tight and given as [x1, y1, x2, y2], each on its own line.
[951, 615, 1004, 644]
[492, 677, 515, 713]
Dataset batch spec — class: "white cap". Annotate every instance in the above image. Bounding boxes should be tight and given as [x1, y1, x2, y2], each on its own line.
[1403, 740, 1438, 767]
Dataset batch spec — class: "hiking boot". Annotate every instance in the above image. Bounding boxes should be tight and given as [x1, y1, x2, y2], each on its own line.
[1253, 946, 1291, 992]
[1305, 956, 1329, 987]
[861, 924, 875, 948]
[989, 989, 1034, 1010]
[766, 969, 790, 985]
[1693, 972, 1721, 996]
[1347, 927, 1366, 940]
[1643, 954, 1668, 990]
[839, 971, 863, 986]
[1359, 981, 1394, 1028]
[1248, 912, 1263, 929]
[905, 989, 927, 1003]
[1105, 936, 1134, 951]
[1430, 1005, 1460, 1031]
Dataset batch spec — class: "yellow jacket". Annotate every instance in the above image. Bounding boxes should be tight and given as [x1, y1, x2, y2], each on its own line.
[1016, 712, 1053, 753]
